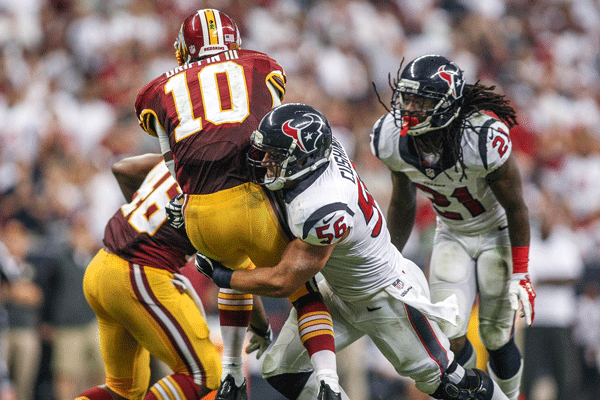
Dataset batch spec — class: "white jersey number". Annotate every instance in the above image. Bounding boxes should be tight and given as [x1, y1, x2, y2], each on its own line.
[165, 61, 250, 142]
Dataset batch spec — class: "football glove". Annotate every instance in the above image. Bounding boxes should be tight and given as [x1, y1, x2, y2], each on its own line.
[508, 273, 536, 326]
[166, 193, 185, 229]
[194, 252, 233, 288]
[246, 323, 273, 359]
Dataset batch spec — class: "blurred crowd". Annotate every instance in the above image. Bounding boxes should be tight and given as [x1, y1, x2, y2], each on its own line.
[1, 0, 600, 399]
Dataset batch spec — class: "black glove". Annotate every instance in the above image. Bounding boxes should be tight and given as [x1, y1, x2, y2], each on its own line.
[195, 253, 233, 288]
[166, 193, 185, 229]
[246, 323, 273, 359]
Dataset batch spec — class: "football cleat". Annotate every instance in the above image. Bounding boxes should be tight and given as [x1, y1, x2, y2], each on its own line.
[317, 381, 342, 400]
[215, 374, 248, 400]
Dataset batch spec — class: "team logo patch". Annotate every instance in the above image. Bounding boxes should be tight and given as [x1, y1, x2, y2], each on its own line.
[435, 65, 463, 99]
[281, 113, 324, 153]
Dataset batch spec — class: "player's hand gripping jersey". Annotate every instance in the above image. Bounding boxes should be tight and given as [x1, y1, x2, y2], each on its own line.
[135, 49, 286, 195]
[103, 161, 196, 272]
[371, 112, 512, 233]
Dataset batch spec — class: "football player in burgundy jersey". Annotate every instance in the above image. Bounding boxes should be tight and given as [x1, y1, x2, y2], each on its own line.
[77, 154, 222, 400]
[370, 55, 536, 400]
[197, 103, 512, 400]
[135, 9, 340, 400]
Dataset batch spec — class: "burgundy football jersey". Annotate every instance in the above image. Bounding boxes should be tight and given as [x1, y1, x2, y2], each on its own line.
[135, 49, 286, 194]
[103, 162, 197, 273]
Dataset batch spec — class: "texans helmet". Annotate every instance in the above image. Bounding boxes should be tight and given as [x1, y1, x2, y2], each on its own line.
[392, 55, 465, 136]
[174, 9, 242, 65]
[247, 103, 333, 191]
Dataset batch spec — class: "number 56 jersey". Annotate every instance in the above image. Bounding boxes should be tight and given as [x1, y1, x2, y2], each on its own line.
[135, 49, 286, 195]
[370, 112, 512, 234]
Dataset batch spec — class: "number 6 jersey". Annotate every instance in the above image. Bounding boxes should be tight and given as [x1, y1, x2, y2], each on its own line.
[370, 112, 512, 234]
[135, 49, 286, 195]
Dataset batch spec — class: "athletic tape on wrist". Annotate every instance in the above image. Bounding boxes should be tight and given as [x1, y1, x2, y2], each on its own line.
[213, 267, 233, 289]
[511, 246, 529, 274]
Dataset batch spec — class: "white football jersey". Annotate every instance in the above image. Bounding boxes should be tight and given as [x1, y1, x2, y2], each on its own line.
[281, 138, 402, 301]
[370, 112, 511, 234]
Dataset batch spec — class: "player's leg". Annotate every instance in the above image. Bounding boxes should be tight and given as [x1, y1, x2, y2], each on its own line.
[363, 289, 507, 400]
[477, 246, 523, 400]
[428, 228, 479, 369]
[286, 278, 339, 397]
[78, 250, 151, 400]
[124, 264, 221, 400]
[185, 183, 340, 397]
[262, 283, 362, 400]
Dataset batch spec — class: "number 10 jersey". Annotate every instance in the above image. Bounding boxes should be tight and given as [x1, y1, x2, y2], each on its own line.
[135, 49, 286, 195]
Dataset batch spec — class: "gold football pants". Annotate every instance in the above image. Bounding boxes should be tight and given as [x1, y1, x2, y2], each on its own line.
[184, 182, 290, 270]
[83, 249, 222, 399]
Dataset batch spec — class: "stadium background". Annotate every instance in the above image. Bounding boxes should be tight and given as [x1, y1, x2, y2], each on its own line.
[1, 0, 599, 399]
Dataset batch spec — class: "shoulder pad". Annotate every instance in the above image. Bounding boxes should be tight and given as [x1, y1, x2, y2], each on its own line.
[297, 204, 355, 246]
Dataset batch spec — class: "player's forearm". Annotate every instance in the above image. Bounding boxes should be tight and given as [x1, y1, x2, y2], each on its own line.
[230, 268, 301, 298]
[387, 202, 416, 251]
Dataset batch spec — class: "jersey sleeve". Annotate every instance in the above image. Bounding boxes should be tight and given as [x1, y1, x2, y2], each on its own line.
[288, 204, 354, 247]
[135, 81, 165, 138]
[369, 113, 402, 171]
[482, 118, 512, 172]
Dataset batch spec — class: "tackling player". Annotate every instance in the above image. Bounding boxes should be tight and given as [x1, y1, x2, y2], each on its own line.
[370, 54, 536, 400]
[135, 9, 341, 400]
[196, 103, 512, 400]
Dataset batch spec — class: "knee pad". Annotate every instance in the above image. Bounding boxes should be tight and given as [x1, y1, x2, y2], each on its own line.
[431, 368, 494, 400]
[455, 338, 477, 369]
[265, 372, 312, 400]
[487, 338, 522, 380]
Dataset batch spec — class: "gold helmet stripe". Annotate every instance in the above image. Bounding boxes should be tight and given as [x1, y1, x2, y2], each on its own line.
[203, 9, 219, 45]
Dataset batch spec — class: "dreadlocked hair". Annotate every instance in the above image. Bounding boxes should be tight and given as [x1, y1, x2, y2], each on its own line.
[443, 81, 518, 181]
[372, 64, 519, 182]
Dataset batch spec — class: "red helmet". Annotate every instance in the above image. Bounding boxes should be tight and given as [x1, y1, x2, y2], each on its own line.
[174, 9, 242, 65]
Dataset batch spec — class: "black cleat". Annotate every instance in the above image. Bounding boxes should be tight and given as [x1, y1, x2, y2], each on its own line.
[215, 374, 248, 400]
[317, 381, 341, 400]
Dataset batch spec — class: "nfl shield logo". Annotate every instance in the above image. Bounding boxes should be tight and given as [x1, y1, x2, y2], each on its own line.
[426, 168, 435, 178]
[392, 279, 404, 290]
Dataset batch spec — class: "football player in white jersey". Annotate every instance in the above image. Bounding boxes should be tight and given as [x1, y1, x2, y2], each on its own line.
[369, 55, 536, 400]
[196, 103, 511, 400]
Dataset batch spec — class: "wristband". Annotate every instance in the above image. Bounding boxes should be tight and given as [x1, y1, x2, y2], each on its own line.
[511, 246, 529, 274]
[249, 322, 270, 337]
[212, 267, 233, 289]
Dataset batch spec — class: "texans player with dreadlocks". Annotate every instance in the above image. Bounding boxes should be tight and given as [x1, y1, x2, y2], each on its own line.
[370, 55, 536, 400]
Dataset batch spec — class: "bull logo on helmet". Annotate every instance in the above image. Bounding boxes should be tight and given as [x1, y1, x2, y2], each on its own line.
[435, 65, 463, 99]
[281, 113, 324, 153]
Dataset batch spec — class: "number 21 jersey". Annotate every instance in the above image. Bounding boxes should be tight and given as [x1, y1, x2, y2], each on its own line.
[370, 112, 512, 234]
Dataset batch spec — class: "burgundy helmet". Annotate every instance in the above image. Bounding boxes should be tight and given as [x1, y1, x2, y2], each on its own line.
[174, 9, 242, 65]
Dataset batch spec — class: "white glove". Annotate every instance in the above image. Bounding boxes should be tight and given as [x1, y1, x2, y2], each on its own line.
[166, 193, 185, 229]
[246, 323, 272, 359]
[508, 273, 536, 326]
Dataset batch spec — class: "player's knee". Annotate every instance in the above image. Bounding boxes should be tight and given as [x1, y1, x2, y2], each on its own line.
[431, 367, 494, 400]
[265, 372, 312, 400]
[144, 374, 207, 400]
[478, 322, 511, 350]
[487, 337, 522, 379]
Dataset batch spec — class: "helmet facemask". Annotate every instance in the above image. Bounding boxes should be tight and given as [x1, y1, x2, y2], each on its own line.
[248, 130, 330, 191]
[392, 79, 461, 137]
